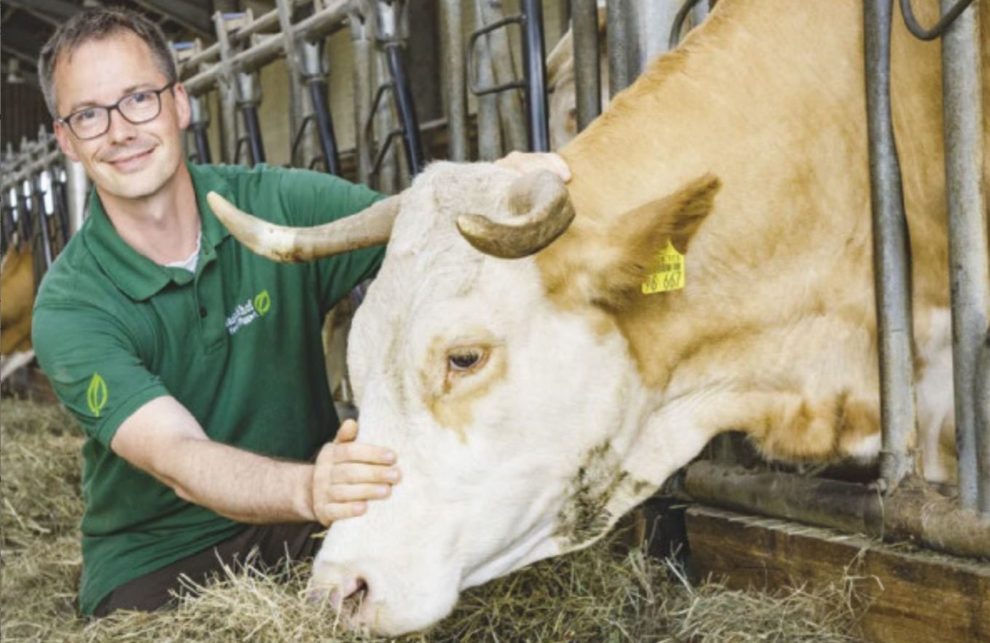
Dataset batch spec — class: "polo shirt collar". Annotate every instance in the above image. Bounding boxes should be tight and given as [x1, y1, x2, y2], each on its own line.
[83, 163, 233, 302]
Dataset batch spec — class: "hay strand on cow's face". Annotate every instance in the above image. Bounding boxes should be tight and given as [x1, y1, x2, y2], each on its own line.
[2, 399, 865, 642]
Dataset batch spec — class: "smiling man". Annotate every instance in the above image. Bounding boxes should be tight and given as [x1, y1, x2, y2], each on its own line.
[32, 7, 568, 618]
[32, 8, 404, 618]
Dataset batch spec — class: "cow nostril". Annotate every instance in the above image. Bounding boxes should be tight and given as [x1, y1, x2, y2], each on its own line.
[343, 576, 368, 603]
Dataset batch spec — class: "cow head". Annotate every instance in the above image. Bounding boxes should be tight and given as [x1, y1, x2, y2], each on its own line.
[208, 162, 718, 635]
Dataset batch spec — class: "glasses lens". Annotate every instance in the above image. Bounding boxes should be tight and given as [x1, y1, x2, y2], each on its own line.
[69, 108, 109, 139]
[119, 90, 162, 124]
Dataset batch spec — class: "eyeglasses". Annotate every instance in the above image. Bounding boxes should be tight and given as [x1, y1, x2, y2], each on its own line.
[58, 81, 176, 140]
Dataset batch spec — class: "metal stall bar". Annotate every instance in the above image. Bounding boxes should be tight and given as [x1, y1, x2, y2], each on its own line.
[470, 9, 506, 160]
[606, 0, 637, 95]
[938, 0, 988, 512]
[864, 0, 917, 491]
[519, 0, 550, 151]
[172, 41, 214, 163]
[684, 462, 990, 560]
[212, 11, 243, 164]
[376, 0, 424, 176]
[188, 96, 213, 163]
[438, 0, 469, 161]
[65, 160, 89, 235]
[350, 10, 375, 185]
[571, 0, 602, 132]
[978, 332, 990, 511]
[301, 41, 343, 174]
[236, 70, 266, 164]
[475, 0, 528, 153]
[185, 3, 351, 95]
[276, 0, 318, 169]
[631, 0, 678, 68]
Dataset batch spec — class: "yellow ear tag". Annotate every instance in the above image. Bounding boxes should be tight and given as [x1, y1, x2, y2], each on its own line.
[641, 240, 685, 294]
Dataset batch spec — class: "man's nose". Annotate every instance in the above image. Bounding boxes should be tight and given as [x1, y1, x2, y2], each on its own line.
[106, 107, 138, 143]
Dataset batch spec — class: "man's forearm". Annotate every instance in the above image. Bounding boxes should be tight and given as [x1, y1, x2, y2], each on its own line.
[154, 437, 316, 524]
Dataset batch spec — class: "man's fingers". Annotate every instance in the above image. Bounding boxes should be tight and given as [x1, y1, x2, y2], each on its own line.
[323, 483, 392, 503]
[329, 462, 401, 485]
[329, 441, 396, 466]
[315, 501, 367, 526]
[334, 418, 359, 443]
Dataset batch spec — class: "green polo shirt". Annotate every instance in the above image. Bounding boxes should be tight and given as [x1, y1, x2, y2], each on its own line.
[32, 162, 384, 615]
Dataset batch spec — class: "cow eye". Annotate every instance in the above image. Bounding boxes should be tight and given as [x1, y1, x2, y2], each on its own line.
[448, 350, 482, 372]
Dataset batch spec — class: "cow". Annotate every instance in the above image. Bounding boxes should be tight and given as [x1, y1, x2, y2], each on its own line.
[208, 0, 988, 635]
[1, 245, 36, 356]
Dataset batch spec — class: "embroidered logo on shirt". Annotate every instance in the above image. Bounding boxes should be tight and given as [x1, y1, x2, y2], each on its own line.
[87, 373, 108, 417]
[225, 289, 272, 335]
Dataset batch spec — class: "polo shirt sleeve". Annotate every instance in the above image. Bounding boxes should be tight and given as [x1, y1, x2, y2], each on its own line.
[275, 168, 387, 315]
[32, 303, 169, 448]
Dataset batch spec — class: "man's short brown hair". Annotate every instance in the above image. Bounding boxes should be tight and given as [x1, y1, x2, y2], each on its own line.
[37, 7, 177, 118]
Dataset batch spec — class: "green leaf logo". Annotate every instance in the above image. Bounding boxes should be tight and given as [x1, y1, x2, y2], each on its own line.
[254, 289, 271, 316]
[87, 373, 108, 417]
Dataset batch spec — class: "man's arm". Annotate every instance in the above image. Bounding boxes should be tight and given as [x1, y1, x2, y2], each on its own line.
[110, 396, 399, 525]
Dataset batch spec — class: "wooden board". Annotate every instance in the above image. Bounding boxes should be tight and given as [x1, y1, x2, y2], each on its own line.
[685, 505, 990, 643]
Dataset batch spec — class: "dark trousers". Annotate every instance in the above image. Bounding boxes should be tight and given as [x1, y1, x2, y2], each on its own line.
[92, 522, 324, 617]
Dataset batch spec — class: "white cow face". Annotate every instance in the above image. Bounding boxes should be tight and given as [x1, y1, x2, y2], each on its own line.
[308, 163, 652, 635]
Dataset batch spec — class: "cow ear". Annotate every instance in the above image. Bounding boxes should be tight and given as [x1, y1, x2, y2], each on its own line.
[539, 174, 720, 310]
[593, 174, 721, 309]
[596, 174, 720, 307]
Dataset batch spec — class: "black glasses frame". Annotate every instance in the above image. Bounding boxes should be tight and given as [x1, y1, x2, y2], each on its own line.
[58, 81, 177, 140]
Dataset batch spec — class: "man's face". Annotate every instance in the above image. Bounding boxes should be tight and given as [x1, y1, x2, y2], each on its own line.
[52, 31, 190, 201]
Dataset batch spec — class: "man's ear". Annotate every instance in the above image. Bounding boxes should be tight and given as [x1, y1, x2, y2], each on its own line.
[53, 120, 79, 162]
[172, 81, 192, 130]
[539, 174, 720, 310]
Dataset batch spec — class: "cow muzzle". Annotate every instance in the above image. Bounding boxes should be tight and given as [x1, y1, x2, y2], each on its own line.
[306, 557, 459, 636]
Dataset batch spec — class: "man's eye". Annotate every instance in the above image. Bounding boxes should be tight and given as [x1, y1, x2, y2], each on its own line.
[130, 91, 154, 103]
[72, 109, 99, 124]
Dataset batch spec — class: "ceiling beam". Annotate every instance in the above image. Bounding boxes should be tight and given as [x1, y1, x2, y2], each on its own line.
[5, 0, 77, 24]
[1, 24, 51, 66]
[131, 0, 214, 37]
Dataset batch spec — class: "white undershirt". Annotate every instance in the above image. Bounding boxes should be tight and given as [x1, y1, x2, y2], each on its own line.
[163, 230, 202, 273]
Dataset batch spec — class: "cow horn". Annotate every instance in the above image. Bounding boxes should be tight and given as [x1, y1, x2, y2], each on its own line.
[206, 192, 400, 262]
[455, 171, 575, 259]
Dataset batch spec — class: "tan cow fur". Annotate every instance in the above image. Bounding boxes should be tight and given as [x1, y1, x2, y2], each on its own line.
[543, 0, 984, 470]
[1, 246, 36, 355]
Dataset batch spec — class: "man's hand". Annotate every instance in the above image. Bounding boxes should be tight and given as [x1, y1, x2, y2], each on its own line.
[311, 419, 400, 526]
[495, 151, 572, 182]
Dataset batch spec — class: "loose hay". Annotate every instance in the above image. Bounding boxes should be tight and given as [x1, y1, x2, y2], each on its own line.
[2, 399, 865, 642]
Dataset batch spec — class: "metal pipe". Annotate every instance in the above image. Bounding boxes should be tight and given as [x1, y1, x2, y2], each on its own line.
[185, 2, 350, 96]
[188, 95, 212, 164]
[350, 12, 375, 185]
[276, 0, 309, 168]
[633, 0, 678, 68]
[519, 0, 550, 151]
[376, 0, 423, 176]
[438, 0, 468, 161]
[473, 4, 503, 160]
[571, 0, 602, 132]
[236, 72, 266, 165]
[977, 332, 990, 513]
[383, 43, 424, 175]
[606, 0, 637, 95]
[65, 159, 88, 235]
[213, 12, 240, 164]
[863, 0, 917, 491]
[684, 462, 990, 560]
[475, 0, 528, 153]
[939, 0, 988, 512]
